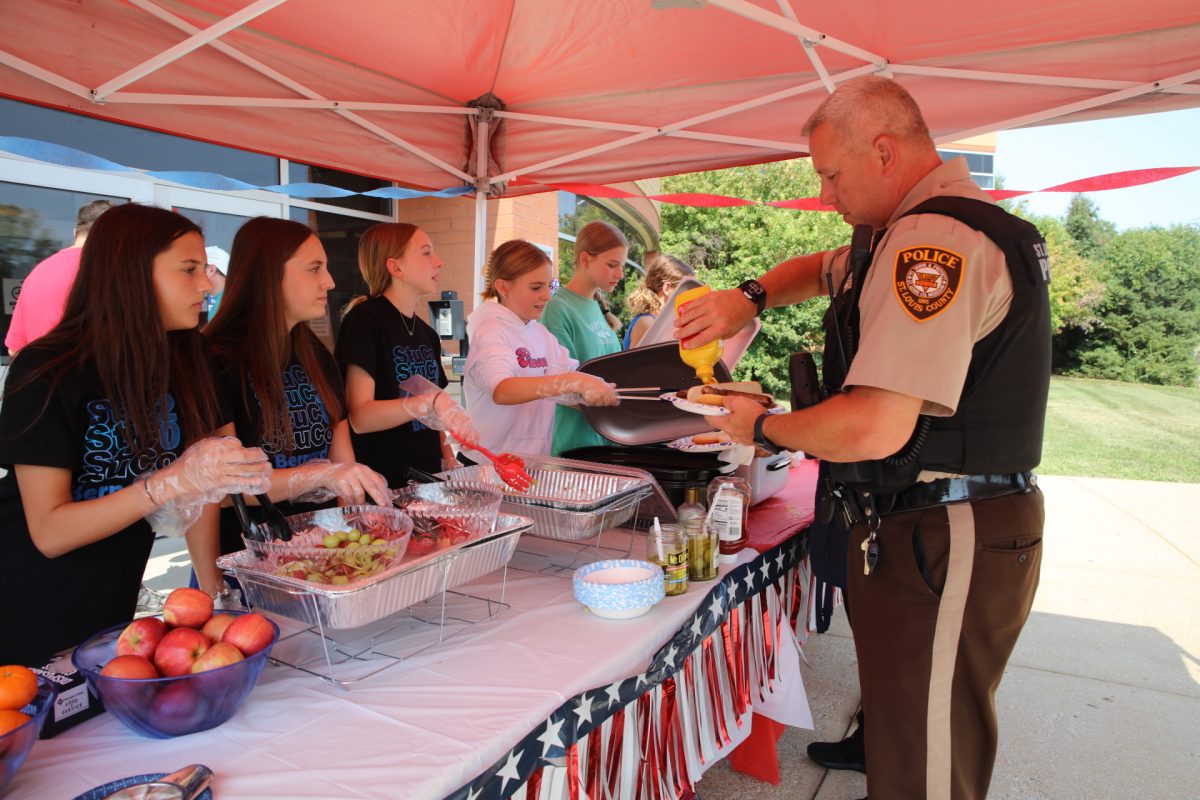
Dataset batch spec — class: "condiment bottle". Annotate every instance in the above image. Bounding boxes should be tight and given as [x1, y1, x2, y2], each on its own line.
[678, 487, 716, 581]
[674, 285, 723, 384]
[707, 476, 751, 563]
[648, 522, 689, 596]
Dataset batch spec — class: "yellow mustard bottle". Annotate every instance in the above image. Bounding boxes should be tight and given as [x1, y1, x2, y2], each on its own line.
[674, 285, 724, 384]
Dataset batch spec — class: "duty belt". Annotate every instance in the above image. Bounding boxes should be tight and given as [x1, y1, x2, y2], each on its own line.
[824, 471, 1037, 529]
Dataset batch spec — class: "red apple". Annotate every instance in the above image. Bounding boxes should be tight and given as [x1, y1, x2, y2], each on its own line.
[100, 654, 159, 679]
[200, 613, 236, 644]
[153, 627, 210, 677]
[162, 588, 214, 629]
[221, 613, 275, 656]
[149, 681, 208, 736]
[115, 617, 167, 659]
[191, 642, 244, 674]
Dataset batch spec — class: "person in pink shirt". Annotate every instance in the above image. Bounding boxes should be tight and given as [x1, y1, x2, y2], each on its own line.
[5, 199, 115, 354]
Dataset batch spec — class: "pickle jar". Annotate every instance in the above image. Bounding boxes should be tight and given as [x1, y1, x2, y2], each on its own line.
[685, 516, 718, 581]
[648, 523, 689, 596]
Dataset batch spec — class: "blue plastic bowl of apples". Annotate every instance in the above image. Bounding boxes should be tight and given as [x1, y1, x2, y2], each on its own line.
[0, 674, 57, 795]
[71, 610, 279, 739]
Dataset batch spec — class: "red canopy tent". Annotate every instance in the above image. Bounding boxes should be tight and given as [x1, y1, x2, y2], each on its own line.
[3, 0, 1199, 283]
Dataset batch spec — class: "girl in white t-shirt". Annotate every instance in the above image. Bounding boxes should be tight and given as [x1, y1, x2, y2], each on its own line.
[463, 240, 618, 458]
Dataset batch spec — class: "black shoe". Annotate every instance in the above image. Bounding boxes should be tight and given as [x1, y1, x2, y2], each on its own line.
[805, 713, 866, 773]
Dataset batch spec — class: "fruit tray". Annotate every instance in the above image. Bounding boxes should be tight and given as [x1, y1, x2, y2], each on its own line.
[218, 515, 532, 630]
[441, 464, 652, 541]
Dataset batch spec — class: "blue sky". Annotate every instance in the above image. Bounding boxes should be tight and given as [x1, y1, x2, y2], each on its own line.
[994, 108, 1200, 231]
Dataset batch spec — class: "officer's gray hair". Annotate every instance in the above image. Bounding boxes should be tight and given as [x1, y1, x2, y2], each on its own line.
[802, 75, 931, 153]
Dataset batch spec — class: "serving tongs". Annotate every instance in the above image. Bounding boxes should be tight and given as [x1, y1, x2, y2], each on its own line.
[450, 431, 535, 492]
[230, 493, 293, 543]
[614, 386, 676, 401]
[100, 764, 213, 800]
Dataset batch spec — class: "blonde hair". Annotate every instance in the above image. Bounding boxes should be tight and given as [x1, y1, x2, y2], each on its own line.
[342, 222, 419, 318]
[802, 75, 931, 153]
[574, 220, 628, 266]
[626, 254, 693, 318]
[483, 239, 553, 300]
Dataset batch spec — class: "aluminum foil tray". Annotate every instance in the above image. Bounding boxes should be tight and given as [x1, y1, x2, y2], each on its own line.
[218, 514, 532, 630]
[514, 488, 649, 541]
[445, 464, 647, 512]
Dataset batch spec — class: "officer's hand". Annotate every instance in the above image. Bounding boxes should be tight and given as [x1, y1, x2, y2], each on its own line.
[705, 396, 766, 445]
[673, 288, 756, 349]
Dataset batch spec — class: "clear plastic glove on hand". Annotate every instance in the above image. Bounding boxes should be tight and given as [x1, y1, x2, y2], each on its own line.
[141, 437, 272, 537]
[396, 375, 480, 447]
[538, 372, 620, 407]
[286, 459, 391, 506]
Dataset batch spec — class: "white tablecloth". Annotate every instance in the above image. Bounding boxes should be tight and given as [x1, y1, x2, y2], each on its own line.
[14, 533, 808, 799]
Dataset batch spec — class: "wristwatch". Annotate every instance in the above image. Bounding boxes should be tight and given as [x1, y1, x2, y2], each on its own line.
[753, 413, 782, 455]
[738, 279, 768, 316]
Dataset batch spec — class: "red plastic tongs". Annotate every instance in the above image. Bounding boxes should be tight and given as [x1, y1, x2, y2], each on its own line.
[451, 432, 534, 492]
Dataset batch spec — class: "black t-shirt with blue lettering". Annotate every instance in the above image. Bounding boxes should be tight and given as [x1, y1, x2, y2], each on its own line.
[214, 345, 342, 555]
[335, 295, 446, 489]
[0, 347, 195, 664]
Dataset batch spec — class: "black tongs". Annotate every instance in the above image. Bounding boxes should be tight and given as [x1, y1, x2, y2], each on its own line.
[230, 493, 293, 542]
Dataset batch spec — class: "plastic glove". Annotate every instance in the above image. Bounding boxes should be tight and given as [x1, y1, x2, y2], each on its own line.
[537, 372, 620, 407]
[285, 459, 391, 506]
[141, 437, 272, 537]
[396, 375, 480, 447]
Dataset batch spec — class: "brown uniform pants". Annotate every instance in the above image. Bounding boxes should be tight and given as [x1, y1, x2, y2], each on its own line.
[847, 488, 1043, 800]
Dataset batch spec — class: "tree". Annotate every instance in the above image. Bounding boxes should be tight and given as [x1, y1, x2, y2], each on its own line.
[1063, 194, 1116, 260]
[1073, 225, 1200, 386]
[659, 160, 850, 397]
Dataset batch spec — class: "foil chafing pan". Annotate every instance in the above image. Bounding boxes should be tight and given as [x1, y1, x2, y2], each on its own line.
[217, 514, 533, 630]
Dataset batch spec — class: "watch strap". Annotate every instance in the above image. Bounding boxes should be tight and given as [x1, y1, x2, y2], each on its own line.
[753, 413, 781, 455]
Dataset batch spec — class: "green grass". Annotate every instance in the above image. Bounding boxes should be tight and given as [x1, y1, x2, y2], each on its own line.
[1040, 376, 1200, 482]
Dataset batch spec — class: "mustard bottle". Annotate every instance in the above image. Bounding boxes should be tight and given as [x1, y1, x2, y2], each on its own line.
[674, 285, 723, 384]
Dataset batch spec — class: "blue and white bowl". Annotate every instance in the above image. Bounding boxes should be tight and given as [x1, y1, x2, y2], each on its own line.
[573, 559, 665, 619]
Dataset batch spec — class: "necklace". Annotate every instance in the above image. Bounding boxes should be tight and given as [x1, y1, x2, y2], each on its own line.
[398, 310, 418, 337]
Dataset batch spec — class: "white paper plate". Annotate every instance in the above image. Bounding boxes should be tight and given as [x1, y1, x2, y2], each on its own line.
[666, 433, 735, 453]
[660, 392, 785, 417]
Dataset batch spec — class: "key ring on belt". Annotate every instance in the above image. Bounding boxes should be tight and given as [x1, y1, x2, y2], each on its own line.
[860, 491, 881, 576]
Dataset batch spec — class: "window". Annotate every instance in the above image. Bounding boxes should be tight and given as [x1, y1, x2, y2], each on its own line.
[287, 162, 393, 216]
[937, 149, 995, 190]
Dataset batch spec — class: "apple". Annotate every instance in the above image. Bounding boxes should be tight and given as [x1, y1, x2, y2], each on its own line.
[149, 681, 208, 736]
[221, 613, 275, 656]
[200, 613, 236, 644]
[115, 617, 167, 659]
[162, 587, 214, 629]
[100, 654, 158, 679]
[191, 642, 244, 674]
[153, 627, 210, 677]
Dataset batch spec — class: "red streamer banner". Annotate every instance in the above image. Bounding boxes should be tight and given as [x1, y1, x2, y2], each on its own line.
[540, 166, 1200, 209]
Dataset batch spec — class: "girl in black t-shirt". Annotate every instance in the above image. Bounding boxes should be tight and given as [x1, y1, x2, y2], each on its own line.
[0, 203, 271, 664]
[335, 224, 476, 489]
[204, 217, 388, 560]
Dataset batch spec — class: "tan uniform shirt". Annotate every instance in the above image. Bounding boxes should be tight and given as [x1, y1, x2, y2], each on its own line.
[822, 157, 1013, 417]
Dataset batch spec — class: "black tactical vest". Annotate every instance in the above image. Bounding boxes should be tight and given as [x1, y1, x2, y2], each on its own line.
[821, 196, 1052, 494]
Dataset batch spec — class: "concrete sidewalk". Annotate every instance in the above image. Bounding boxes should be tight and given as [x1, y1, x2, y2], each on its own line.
[694, 475, 1200, 799]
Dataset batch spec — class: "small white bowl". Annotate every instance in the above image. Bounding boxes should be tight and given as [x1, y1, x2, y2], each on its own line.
[573, 559, 665, 619]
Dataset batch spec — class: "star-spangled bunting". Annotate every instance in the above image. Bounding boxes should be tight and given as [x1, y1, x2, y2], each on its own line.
[444, 535, 805, 800]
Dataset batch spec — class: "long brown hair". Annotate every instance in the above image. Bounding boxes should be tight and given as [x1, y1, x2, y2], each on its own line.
[205, 217, 344, 453]
[5, 203, 220, 455]
[341, 222, 420, 319]
[626, 254, 693, 318]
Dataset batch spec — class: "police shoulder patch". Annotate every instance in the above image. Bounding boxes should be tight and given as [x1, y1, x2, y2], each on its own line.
[892, 245, 965, 322]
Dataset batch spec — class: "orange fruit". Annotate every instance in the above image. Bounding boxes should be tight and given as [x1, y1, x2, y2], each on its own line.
[0, 709, 31, 737]
[0, 665, 38, 711]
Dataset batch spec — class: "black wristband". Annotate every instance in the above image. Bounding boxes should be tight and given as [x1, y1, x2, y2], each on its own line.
[753, 413, 782, 455]
[738, 279, 768, 316]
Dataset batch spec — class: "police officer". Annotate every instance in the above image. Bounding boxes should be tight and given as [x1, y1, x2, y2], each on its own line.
[676, 76, 1049, 800]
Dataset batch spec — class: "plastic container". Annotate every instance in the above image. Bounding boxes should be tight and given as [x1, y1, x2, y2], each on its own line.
[674, 285, 723, 384]
[707, 476, 751, 563]
[647, 523, 689, 596]
[71, 610, 279, 739]
[0, 675, 56, 795]
[391, 480, 503, 555]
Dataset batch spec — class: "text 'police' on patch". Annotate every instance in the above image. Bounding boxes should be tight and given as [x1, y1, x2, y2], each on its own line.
[892, 245, 964, 322]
